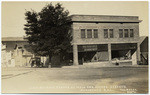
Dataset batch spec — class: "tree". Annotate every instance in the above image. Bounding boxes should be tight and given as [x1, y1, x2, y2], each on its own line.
[24, 3, 72, 66]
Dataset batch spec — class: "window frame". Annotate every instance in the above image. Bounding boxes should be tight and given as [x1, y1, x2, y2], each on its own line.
[129, 29, 134, 37]
[104, 29, 109, 38]
[87, 29, 92, 38]
[81, 29, 86, 38]
[124, 29, 129, 38]
[119, 29, 123, 38]
[109, 29, 114, 38]
[93, 29, 98, 38]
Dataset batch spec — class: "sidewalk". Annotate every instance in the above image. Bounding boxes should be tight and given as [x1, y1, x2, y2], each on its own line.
[62, 64, 148, 68]
[123, 65, 148, 68]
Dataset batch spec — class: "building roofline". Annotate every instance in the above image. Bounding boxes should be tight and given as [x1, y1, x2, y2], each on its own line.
[71, 14, 141, 23]
[70, 14, 139, 17]
[72, 20, 142, 23]
[2, 37, 27, 42]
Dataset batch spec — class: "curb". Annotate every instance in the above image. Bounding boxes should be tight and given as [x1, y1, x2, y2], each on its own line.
[61, 65, 148, 68]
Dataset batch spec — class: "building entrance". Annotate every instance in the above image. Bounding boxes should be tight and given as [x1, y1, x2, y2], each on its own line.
[78, 51, 96, 64]
[111, 43, 137, 60]
[78, 44, 108, 64]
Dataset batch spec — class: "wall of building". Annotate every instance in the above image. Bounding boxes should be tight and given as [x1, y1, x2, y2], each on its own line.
[72, 15, 141, 65]
[1, 44, 15, 67]
[2, 41, 34, 67]
[2, 41, 28, 52]
[73, 22, 139, 45]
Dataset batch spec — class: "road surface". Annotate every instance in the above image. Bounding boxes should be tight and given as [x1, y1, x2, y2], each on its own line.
[2, 66, 148, 94]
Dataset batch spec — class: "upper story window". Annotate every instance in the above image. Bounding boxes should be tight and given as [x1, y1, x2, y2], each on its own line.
[81, 29, 86, 38]
[104, 29, 113, 38]
[109, 29, 114, 38]
[93, 29, 98, 38]
[87, 29, 92, 38]
[80, 29, 98, 38]
[104, 29, 108, 38]
[119, 29, 123, 38]
[130, 29, 134, 37]
[119, 29, 134, 38]
[124, 29, 129, 38]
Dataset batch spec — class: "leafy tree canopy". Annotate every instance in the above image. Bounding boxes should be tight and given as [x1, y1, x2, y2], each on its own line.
[24, 3, 72, 57]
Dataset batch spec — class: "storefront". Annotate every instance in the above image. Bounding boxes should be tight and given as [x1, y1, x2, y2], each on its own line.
[78, 44, 108, 64]
[75, 43, 137, 65]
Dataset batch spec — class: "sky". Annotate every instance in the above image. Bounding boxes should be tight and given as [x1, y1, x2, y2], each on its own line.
[1, 1, 149, 37]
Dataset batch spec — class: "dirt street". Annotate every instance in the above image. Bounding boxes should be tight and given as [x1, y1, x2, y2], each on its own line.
[2, 66, 148, 94]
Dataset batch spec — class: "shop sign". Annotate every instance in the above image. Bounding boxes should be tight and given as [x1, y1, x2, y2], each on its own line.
[82, 45, 98, 51]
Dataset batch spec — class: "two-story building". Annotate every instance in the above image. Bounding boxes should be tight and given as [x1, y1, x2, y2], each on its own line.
[71, 15, 142, 66]
[2, 15, 147, 67]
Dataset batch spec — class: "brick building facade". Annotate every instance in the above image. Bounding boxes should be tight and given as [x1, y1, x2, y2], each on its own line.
[71, 15, 142, 66]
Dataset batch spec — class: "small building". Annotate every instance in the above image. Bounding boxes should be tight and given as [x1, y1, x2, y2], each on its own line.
[71, 15, 143, 66]
[2, 37, 33, 67]
[2, 37, 50, 67]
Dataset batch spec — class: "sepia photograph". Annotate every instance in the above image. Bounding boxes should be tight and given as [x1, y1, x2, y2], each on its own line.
[1, 0, 149, 94]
